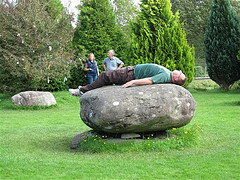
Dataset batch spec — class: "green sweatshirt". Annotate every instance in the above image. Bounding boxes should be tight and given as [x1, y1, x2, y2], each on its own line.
[134, 64, 172, 84]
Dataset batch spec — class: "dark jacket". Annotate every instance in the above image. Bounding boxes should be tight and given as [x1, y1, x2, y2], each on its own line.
[85, 60, 98, 75]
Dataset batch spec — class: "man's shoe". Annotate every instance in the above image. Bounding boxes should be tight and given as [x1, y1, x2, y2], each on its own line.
[69, 88, 84, 97]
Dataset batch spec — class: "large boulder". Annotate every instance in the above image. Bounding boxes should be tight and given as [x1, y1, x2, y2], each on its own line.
[11, 91, 56, 106]
[80, 84, 197, 133]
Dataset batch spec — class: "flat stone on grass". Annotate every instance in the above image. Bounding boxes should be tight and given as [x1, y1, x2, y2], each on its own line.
[121, 133, 141, 139]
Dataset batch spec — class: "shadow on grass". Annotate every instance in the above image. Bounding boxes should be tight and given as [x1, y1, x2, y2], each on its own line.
[220, 101, 240, 106]
[30, 133, 77, 154]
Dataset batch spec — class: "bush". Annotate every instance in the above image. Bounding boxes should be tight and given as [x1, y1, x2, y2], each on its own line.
[38, 78, 70, 92]
[194, 66, 204, 77]
[0, 0, 74, 93]
[68, 60, 88, 88]
[231, 80, 240, 90]
[188, 79, 220, 90]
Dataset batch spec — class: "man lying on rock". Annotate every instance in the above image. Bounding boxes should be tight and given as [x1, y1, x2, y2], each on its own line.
[69, 63, 187, 97]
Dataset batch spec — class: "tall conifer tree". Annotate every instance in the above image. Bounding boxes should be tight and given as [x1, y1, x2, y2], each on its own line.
[72, 0, 128, 71]
[130, 0, 195, 86]
[204, 0, 240, 90]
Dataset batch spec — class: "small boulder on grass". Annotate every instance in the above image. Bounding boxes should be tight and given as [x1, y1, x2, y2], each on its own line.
[11, 91, 56, 106]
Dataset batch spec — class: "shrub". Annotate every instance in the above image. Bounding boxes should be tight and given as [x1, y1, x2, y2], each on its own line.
[231, 80, 240, 90]
[194, 66, 204, 77]
[68, 60, 88, 88]
[188, 79, 220, 90]
[0, 0, 74, 93]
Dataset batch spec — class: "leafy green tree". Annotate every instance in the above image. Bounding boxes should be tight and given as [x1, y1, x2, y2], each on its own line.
[0, 0, 74, 93]
[204, 0, 240, 90]
[171, 0, 211, 62]
[130, 0, 195, 86]
[72, 0, 128, 72]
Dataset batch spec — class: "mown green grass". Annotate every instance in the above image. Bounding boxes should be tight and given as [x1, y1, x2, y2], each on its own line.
[0, 88, 240, 179]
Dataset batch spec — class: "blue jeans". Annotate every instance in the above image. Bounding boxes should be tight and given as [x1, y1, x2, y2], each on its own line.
[87, 74, 98, 84]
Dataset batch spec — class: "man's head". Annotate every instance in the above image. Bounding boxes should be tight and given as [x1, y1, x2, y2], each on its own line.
[108, 50, 114, 58]
[171, 70, 187, 86]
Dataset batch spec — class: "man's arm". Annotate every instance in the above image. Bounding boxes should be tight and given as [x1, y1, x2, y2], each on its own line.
[97, 68, 100, 76]
[116, 57, 124, 69]
[122, 78, 153, 88]
[118, 64, 123, 69]
[103, 64, 107, 71]
[84, 67, 92, 71]
[84, 63, 91, 71]
[102, 59, 107, 71]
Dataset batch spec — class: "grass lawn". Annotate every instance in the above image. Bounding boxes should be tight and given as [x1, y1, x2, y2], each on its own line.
[0, 87, 240, 179]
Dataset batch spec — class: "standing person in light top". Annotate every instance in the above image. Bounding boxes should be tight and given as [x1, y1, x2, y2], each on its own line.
[84, 53, 99, 84]
[102, 50, 124, 71]
[69, 63, 187, 97]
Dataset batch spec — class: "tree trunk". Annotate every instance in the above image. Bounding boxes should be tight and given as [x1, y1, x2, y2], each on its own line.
[220, 82, 230, 91]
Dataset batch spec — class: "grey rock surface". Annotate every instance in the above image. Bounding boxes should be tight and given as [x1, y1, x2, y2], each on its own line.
[121, 133, 141, 139]
[106, 138, 144, 143]
[11, 91, 56, 106]
[80, 84, 197, 133]
[71, 130, 97, 149]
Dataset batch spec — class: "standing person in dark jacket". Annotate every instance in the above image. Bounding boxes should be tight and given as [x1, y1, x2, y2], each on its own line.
[84, 53, 99, 84]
